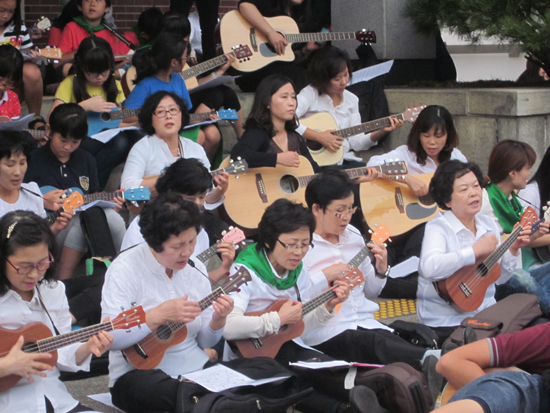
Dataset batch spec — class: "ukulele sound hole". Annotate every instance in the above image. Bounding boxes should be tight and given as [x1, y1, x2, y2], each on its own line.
[280, 175, 299, 194]
[156, 325, 172, 340]
[100, 112, 112, 121]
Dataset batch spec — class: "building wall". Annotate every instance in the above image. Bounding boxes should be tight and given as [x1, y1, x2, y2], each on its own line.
[25, 0, 239, 46]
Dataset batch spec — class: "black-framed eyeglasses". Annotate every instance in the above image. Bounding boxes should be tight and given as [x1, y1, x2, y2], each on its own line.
[277, 239, 312, 252]
[153, 107, 181, 118]
[326, 206, 358, 220]
[6, 253, 54, 276]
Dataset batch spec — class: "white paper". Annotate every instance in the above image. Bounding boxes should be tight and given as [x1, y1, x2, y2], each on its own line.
[89, 126, 140, 143]
[77, 200, 117, 211]
[188, 75, 240, 94]
[289, 360, 351, 369]
[388, 256, 420, 279]
[87, 393, 124, 411]
[0, 113, 35, 130]
[349, 60, 394, 85]
[182, 364, 289, 392]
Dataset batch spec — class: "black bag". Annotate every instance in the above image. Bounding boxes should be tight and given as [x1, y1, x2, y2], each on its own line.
[313, 363, 433, 413]
[448, 293, 542, 345]
[388, 320, 439, 349]
[176, 357, 313, 413]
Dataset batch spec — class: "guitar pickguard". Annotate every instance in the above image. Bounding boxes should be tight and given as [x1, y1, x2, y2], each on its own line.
[259, 42, 279, 57]
[405, 203, 438, 220]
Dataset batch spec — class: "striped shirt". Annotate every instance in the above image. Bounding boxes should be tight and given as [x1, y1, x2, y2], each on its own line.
[0, 22, 33, 49]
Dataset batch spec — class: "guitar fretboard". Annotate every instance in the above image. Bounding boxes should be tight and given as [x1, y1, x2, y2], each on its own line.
[285, 32, 357, 43]
[83, 191, 120, 204]
[296, 166, 372, 188]
[301, 288, 337, 317]
[482, 225, 522, 271]
[180, 52, 236, 80]
[195, 243, 219, 264]
[107, 110, 212, 123]
[348, 246, 371, 269]
[334, 113, 405, 138]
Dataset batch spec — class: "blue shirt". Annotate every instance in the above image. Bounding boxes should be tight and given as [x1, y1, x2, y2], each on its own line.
[124, 73, 193, 111]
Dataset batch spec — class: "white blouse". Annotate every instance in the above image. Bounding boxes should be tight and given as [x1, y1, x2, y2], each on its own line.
[0, 182, 47, 218]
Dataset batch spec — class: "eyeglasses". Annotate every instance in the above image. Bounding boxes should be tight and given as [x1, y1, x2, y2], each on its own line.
[277, 239, 312, 252]
[326, 206, 357, 220]
[84, 70, 111, 80]
[6, 253, 54, 276]
[154, 107, 181, 118]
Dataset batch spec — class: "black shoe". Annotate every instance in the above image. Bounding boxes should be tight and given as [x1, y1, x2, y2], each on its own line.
[422, 355, 444, 408]
[441, 341, 458, 356]
[463, 327, 478, 345]
[349, 385, 389, 413]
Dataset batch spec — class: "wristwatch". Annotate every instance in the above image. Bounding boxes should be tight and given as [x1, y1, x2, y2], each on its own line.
[375, 265, 391, 279]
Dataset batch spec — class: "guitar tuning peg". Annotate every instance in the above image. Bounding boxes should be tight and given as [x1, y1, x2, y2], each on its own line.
[368, 229, 373, 234]
[383, 243, 387, 247]
[126, 329, 132, 333]
[229, 226, 234, 230]
[221, 230, 227, 235]
[120, 306, 125, 311]
[388, 237, 392, 243]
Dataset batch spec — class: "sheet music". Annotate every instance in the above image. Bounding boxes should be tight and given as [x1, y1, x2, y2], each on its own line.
[89, 126, 140, 144]
[289, 360, 384, 369]
[348, 60, 394, 85]
[0, 113, 35, 130]
[188, 75, 240, 94]
[388, 256, 420, 279]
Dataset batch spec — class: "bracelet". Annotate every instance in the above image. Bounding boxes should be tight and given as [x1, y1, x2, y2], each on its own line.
[211, 72, 218, 79]
[375, 265, 391, 279]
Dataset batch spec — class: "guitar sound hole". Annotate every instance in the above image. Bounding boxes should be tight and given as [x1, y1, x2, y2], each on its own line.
[156, 325, 172, 340]
[306, 140, 323, 151]
[280, 175, 299, 194]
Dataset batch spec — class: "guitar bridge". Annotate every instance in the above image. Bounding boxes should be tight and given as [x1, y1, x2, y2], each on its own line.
[250, 28, 258, 52]
[459, 283, 472, 297]
[251, 338, 263, 349]
[255, 174, 268, 203]
[394, 188, 405, 214]
[132, 343, 148, 359]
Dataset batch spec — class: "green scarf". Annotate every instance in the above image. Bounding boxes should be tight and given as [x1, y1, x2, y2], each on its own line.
[486, 182, 523, 234]
[73, 16, 109, 35]
[235, 243, 302, 290]
[130, 24, 145, 47]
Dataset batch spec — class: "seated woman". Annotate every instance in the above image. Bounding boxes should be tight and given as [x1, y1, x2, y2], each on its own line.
[366, 104, 467, 298]
[230, 74, 321, 172]
[296, 46, 402, 167]
[418, 160, 530, 346]
[0, 210, 112, 412]
[121, 90, 227, 211]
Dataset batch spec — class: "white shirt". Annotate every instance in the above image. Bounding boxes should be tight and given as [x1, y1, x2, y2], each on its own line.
[223, 256, 334, 359]
[120, 215, 210, 254]
[301, 226, 391, 346]
[296, 86, 375, 163]
[518, 182, 541, 217]
[0, 282, 92, 413]
[418, 211, 517, 327]
[0, 182, 47, 218]
[367, 145, 468, 174]
[101, 242, 222, 387]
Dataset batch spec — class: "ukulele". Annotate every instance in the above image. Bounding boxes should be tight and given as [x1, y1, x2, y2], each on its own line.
[194, 227, 246, 264]
[229, 270, 365, 359]
[301, 106, 425, 166]
[359, 172, 437, 239]
[40, 186, 151, 206]
[434, 206, 538, 313]
[220, 11, 376, 72]
[86, 108, 238, 136]
[0, 306, 145, 392]
[123, 266, 252, 369]
[219, 155, 406, 230]
[43, 191, 85, 226]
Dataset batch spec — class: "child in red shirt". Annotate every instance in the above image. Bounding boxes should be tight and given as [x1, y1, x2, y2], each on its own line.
[0, 44, 22, 120]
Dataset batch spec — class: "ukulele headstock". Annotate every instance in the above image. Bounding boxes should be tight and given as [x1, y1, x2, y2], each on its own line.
[220, 266, 252, 294]
[368, 223, 392, 247]
[112, 305, 146, 331]
[521, 206, 538, 229]
[221, 226, 247, 251]
[61, 191, 85, 213]
[341, 269, 365, 288]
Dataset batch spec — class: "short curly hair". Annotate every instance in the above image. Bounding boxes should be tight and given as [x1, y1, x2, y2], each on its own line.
[138, 91, 190, 136]
[139, 193, 201, 253]
[430, 160, 484, 210]
[257, 198, 315, 253]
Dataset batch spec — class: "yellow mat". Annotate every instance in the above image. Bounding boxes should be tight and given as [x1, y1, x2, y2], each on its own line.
[374, 299, 417, 319]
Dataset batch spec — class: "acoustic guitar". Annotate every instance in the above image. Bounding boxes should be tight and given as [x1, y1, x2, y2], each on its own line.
[229, 270, 365, 359]
[434, 206, 539, 313]
[220, 10, 376, 72]
[121, 44, 253, 96]
[301, 106, 425, 166]
[220, 156, 406, 230]
[0, 306, 145, 392]
[123, 266, 252, 369]
[359, 172, 437, 238]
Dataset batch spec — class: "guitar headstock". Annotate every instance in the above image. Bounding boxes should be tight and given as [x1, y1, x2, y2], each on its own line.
[217, 109, 239, 120]
[375, 160, 407, 180]
[521, 206, 538, 229]
[112, 305, 146, 330]
[342, 269, 365, 288]
[355, 29, 376, 44]
[122, 187, 151, 202]
[368, 223, 392, 246]
[221, 226, 246, 251]
[220, 266, 252, 294]
[36, 17, 52, 31]
[61, 191, 85, 212]
[230, 44, 253, 61]
[224, 157, 249, 175]
[402, 105, 427, 123]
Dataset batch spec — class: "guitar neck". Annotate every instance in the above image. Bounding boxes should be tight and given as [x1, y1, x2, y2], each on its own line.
[83, 191, 119, 204]
[30, 321, 113, 354]
[348, 246, 372, 269]
[180, 53, 233, 80]
[46, 208, 63, 226]
[301, 288, 337, 317]
[483, 225, 522, 270]
[195, 243, 218, 264]
[285, 32, 357, 44]
[296, 166, 372, 188]
[333, 113, 405, 138]
[189, 112, 214, 123]
[108, 108, 140, 121]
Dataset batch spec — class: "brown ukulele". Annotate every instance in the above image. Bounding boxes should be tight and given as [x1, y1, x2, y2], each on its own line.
[434, 207, 538, 313]
[123, 266, 252, 369]
[0, 306, 145, 392]
[229, 270, 365, 359]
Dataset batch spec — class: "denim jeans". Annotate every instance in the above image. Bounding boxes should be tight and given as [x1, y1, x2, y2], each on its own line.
[450, 370, 549, 413]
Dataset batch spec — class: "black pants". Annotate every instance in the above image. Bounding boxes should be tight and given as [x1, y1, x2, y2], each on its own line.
[313, 328, 425, 371]
[169, 0, 219, 61]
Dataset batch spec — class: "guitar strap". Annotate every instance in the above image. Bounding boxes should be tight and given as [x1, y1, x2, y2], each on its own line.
[293, 285, 301, 303]
[36, 287, 61, 336]
[178, 138, 184, 158]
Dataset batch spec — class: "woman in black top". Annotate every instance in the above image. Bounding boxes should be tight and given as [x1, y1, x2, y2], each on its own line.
[231, 74, 320, 172]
